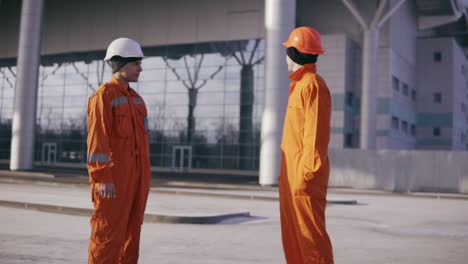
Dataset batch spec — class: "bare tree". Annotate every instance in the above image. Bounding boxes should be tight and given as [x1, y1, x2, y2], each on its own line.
[149, 103, 165, 132]
[36, 63, 63, 129]
[40, 63, 62, 86]
[7, 67, 16, 78]
[42, 106, 61, 133]
[71, 60, 107, 93]
[0, 68, 11, 123]
[164, 54, 223, 144]
[0, 68, 15, 89]
[96, 60, 106, 87]
[231, 39, 264, 170]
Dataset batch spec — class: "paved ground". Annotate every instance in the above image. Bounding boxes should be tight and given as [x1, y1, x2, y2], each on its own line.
[0, 180, 467, 263]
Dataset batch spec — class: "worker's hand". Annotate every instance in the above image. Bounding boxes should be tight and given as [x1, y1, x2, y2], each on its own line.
[97, 183, 117, 199]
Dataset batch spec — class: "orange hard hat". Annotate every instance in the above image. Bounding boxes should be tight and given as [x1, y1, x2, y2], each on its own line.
[282, 26, 325, 55]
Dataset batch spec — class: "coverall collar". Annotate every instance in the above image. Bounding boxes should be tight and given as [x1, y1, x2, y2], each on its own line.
[288, 63, 317, 81]
[110, 76, 134, 96]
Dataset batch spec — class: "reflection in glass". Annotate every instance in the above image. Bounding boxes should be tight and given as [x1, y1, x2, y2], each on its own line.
[0, 39, 265, 170]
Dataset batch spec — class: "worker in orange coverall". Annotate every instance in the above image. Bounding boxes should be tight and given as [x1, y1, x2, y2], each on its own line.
[279, 27, 334, 264]
[87, 37, 151, 264]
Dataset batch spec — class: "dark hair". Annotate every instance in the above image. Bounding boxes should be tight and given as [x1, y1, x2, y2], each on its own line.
[110, 56, 142, 73]
[286, 47, 318, 65]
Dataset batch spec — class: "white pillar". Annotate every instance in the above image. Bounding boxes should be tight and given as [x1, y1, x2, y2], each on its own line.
[10, 0, 44, 170]
[259, 0, 295, 185]
[342, 0, 406, 149]
[360, 29, 379, 149]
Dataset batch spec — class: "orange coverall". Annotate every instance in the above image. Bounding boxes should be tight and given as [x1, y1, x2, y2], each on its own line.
[87, 77, 151, 263]
[279, 64, 334, 263]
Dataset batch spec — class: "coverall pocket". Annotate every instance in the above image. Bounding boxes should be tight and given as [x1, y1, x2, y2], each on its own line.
[115, 112, 131, 138]
[135, 107, 149, 134]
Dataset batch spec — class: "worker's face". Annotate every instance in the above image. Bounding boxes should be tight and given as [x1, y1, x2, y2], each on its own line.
[120, 60, 142, 82]
[286, 55, 294, 72]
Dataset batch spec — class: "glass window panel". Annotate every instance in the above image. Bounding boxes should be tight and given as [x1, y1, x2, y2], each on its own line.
[64, 73, 88, 87]
[164, 105, 188, 118]
[63, 96, 87, 109]
[138, 80, 166, 94]
[198, 53, 227, 67]
[195, 105, 224, 118]
[63, 113, 87, 129]
[198, 65, 225, 80]
[224, 105, 239, 117]
[1, 85, 15, 99]
[1, 68, 16, 99]
[41, 72, 65, 87]
[225, 91, 240, 105]
[40, 64, 63, 76]
[1, 95, 14, 110]
[0, 107, 13, 121]
[196, 79, 225, 92]
[41, 85, 64, 97]
[4, 39, 267, 169]
[225, 65, 242, 80]
[41, 96, 64, 108]
[139, 68, 166, 82]
[69, 61, 88, 73]
[143, 57, 166, 69]
[37, 107, 62, 132]
[225, 79, 240, 92]
[197, 91, 224, 106]
[164, 58, 186, 69]
[64, 84, 88, 96]
[162, 118, 186, 135]
[141, 94, 163, 107]
[255, 64, 264, 77]
[165, 80, 187, 95]
[165, 91, 188, 106]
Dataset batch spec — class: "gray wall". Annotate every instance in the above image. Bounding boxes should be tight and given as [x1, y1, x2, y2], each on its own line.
[329, 148, 468, 194]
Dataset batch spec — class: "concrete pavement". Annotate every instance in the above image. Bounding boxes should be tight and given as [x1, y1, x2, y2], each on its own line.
[1, 179, 468, 263]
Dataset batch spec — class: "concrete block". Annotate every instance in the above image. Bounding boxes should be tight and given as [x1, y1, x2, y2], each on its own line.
[435, 151, 464, 193]
[329, 149, 379, 189]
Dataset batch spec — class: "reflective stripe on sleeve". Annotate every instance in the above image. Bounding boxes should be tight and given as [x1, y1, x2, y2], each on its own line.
[134, 97, 145, 105]
[111, 96, 128, 107]
[144, 117, 149, 131]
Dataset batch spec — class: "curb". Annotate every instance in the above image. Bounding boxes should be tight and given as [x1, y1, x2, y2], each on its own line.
[145, 212, 251, 224]
[327, 188, 468, 200]
[0, 200, 251, 224]
[154, 188, 279, 201]
[2, 171, 466, 201]
[0, 175, 361, 205]
[0, 174, 88, 185]
[154, 189, 358, 205]
[0, 170, 54, 179]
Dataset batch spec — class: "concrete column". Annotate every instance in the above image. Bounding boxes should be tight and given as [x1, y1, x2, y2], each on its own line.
[259, 0, 295, 185]
[10, 0, 44, 170]
[342, 0, 406, 149]
[360, 29, 379, 149]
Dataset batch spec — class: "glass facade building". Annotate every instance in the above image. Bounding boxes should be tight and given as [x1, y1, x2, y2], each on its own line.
[0, 39, 265, 170]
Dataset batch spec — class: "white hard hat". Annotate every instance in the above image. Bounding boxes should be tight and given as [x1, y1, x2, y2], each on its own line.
[104, 38, 145, 61]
